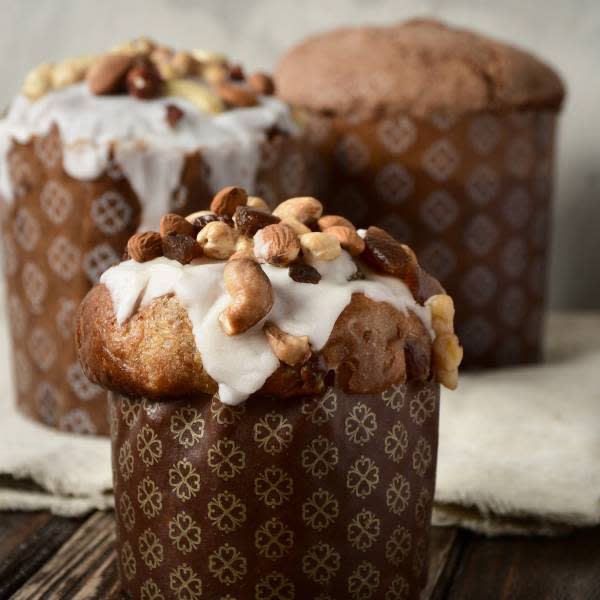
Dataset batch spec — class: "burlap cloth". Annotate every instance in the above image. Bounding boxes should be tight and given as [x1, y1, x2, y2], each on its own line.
[0, 275, 598, 535]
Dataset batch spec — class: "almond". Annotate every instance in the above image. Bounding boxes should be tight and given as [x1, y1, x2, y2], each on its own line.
[254, 224, 300, 266]
[87, 53, 134, 95]
[127, 232, 163, 262]
[248, 72, 275, 95]
[215, 81, 258, 107]
[210, 186, 248, 217]
[318, 214, 355, 232]
[160, 213, 197, 238]
[324, 225, 365, 256]
[264, 322, 311, 366]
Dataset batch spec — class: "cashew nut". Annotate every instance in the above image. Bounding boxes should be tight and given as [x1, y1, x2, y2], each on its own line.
[273, 196, 323, 224]
[264, 322, 311, 366]
[219, 258, 274, 335]
[246, 196, 271, 213]
[300, 232, 341, 262]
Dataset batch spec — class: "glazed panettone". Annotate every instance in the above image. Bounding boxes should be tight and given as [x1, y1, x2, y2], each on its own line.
[1, 38, 315, 434]
[76, 187, 461, 600]
[275, 19, 565, 369]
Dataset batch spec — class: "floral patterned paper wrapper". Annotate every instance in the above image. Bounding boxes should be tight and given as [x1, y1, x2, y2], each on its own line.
[307, 109, 559, 368]
[110, 380, 439, 600]
[0, 127, 316, 435]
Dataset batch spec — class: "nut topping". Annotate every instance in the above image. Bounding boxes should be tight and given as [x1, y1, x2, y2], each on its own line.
[279, 217, 311, 236]
[299, 232, 341, 263]
[127, 232, 163, 262]
[318, 214, 355, 232]
[196, 220, 237, 260]
[219, 258, 274, 335]
[272, 196, 323, 225]
[215, 81, 258, 108]
[264, 322, 311, 366]
[86, 53, 134, 95]
[323, 225, 365, 256]
[160, 213, 196, 238]
[233, 205, 280, 237]
[246, 196, 271, 213]
[254, 224, 300, 266]
[210, 186, 248, 217]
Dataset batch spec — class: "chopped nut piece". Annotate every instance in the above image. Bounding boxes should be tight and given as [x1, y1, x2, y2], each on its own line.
[300, 232, 341, 262]
[246, 196, 270, 212]
[323, 225, 365, 256]
[86, 53, 133, 95]
[264, 322, 311, 366]
[215, 81, 258, 107]
[210, 186, 248, 217]
[127, 232, 163, 262]
[196, 220, 237, 259]
[279, 217, 311, 236]
[248, 72, 275, 95]
[426, 294, 455, 335]
[288, 263, 321, 284]
[273, 196, 323, 224]
[233, 205, 280, 237]
[219, 258, 274, 335]
[318, 214, 355, 232]
[160, 213, 196, 238]
[162, 232, 198, 264]
[432, 333, 462, 390]
[165, 104, 184, 127]
[254, 224, 300, 266]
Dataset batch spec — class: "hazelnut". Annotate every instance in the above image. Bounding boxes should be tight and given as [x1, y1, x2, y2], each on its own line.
[273, 196, 323, 225]
[323, 225, 365, 256]
[196, 220, 237, 260]
[254, 224, 300, 266]
[299, 232, 341, 263]
[210, 186, 247, 217]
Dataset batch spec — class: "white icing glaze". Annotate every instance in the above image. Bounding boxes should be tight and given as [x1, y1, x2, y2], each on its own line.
[100, 253, 433, 405]
[0, 83, 296, 231]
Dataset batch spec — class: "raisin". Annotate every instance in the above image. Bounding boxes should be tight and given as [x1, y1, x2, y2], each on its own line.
[233, 205, 280, 236]
[161, 232, 198, 264]
[289, 262, 321, 284]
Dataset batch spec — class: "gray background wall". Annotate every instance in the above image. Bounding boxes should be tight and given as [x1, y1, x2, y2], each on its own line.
[1, 0, 598, 308]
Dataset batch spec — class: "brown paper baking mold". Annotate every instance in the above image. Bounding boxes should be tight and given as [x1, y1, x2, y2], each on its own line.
[110, 380, 439, 599]
[306, 109, 558, 369]
[1, 126, 316, 435]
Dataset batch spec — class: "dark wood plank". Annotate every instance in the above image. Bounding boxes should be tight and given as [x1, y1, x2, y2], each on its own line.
[446, 526, 600, 600]
[0, 512, 83, 599]
[0, 511, 52, 565]
[424, 526, 466, 599]
[12, 511, 120, 600]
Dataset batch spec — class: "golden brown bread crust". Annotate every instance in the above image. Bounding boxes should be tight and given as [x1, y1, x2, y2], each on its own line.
[77, 284, 432, 400]
[275, 18, 565, 118]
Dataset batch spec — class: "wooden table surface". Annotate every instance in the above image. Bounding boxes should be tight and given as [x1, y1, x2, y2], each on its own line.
[0, 511, 599, 599]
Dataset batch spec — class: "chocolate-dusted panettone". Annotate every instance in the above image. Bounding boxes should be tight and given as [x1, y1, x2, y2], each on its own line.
[76, 188, 461, 599]
[275, 19, 565, 369]
[1, 38, 315, 435]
